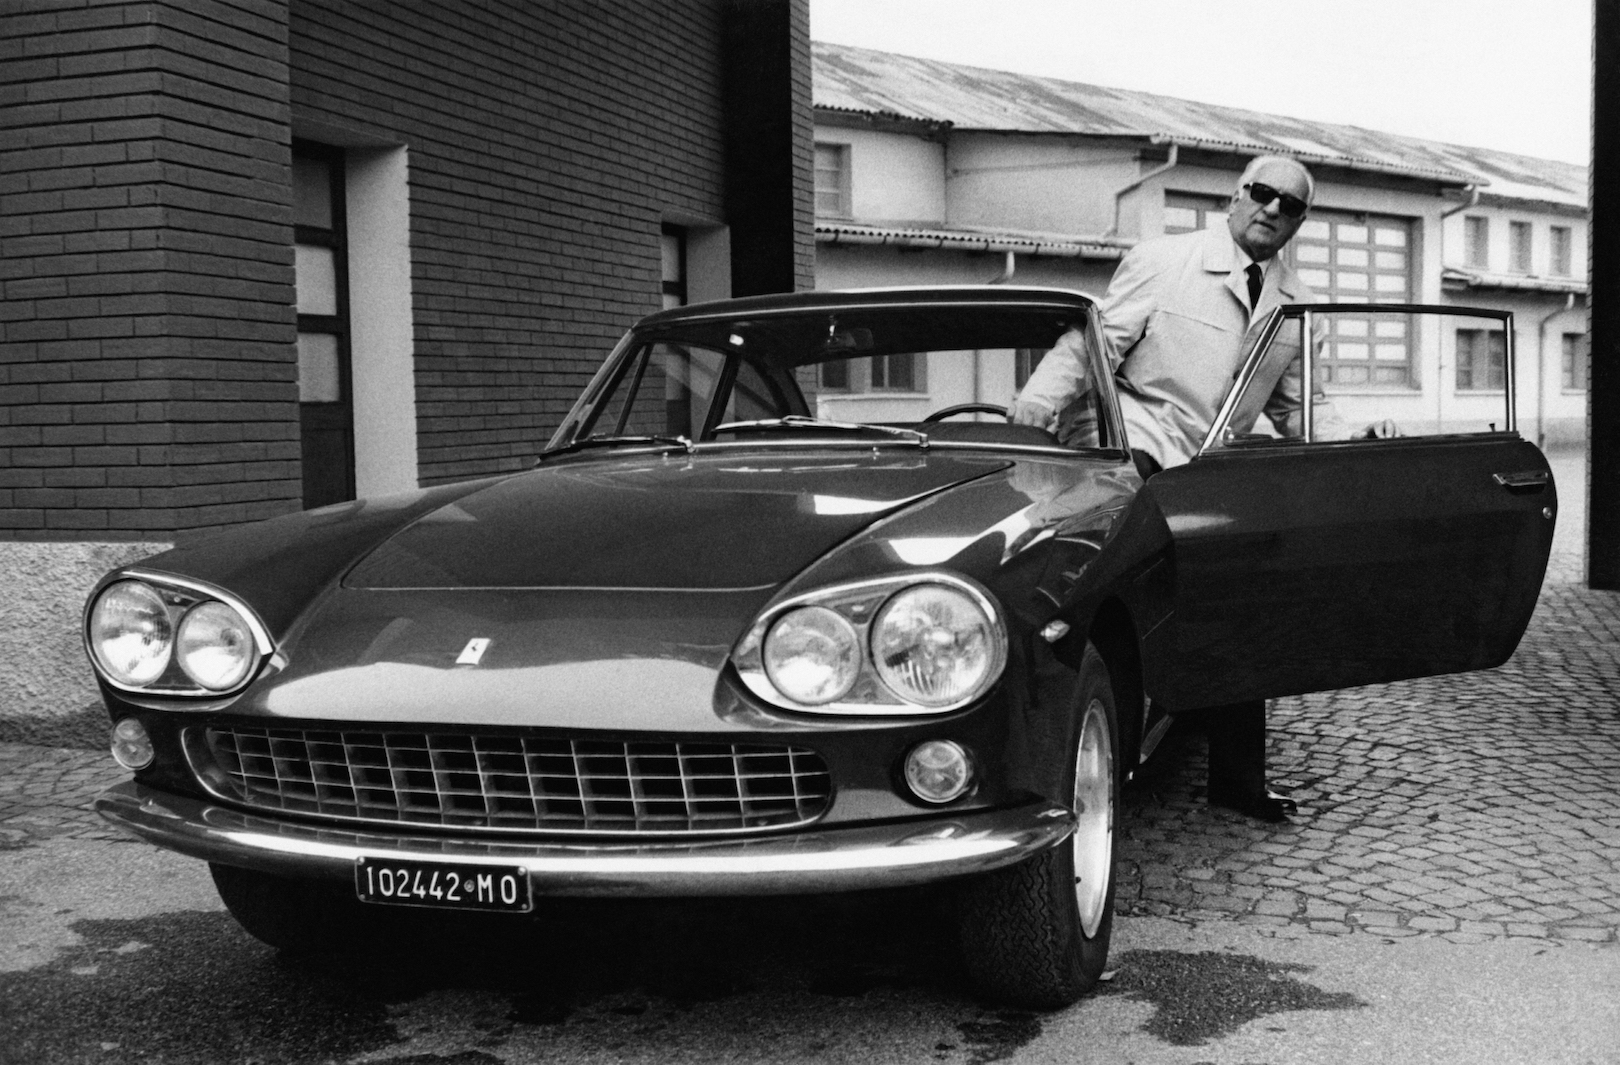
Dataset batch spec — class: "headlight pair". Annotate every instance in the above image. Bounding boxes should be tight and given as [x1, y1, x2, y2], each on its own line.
[734, 573, 1007, 715]
[86, 575, 269, 695]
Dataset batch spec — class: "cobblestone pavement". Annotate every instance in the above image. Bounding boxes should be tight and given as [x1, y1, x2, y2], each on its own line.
[4, 450, 1614, 954]
[1117, 447, 1620, 946]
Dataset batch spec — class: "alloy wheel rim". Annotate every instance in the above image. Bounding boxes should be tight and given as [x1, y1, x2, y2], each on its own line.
[1071, 697, 1114, 937]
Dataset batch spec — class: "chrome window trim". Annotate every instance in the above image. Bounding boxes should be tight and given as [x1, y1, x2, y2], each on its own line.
[1201, 302, 1519, 455]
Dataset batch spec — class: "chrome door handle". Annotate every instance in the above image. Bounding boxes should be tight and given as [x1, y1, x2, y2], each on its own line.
[1493, 470, 1550, 493]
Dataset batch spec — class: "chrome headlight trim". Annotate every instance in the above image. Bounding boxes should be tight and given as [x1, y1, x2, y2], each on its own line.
[84, 568, 275, 698]
[731, 571, 1007, 716]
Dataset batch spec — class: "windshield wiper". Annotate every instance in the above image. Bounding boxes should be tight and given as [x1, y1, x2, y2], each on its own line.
[537, 434, 695, 462]
[710, 415, 929, 447]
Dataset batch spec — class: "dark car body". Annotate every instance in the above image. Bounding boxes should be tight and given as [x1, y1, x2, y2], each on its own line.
[88, 287, 1554, 1007]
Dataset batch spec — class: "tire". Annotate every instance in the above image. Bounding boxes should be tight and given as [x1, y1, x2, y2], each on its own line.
[210, 863, 378, 955]
[957, 641, 1120, 1009]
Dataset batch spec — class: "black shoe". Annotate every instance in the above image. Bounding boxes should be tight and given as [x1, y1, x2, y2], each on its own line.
[1208, 787, 1297, 822]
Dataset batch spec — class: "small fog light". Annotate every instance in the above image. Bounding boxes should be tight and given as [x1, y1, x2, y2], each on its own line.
[903, 740, 973, 804]
[110, 718, 154, 771]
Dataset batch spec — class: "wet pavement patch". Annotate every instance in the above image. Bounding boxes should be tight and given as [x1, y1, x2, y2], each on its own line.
[955, 1010, 1043, 1064]
[1101, 949, 1366, 1046]
[0, 911, 402, 1065]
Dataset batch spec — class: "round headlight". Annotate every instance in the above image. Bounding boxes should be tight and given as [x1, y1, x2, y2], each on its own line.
[763, 605, 860, 705]
[110, 717, 154, 770]
[871, 584, 999, 707]
[176, 601, 257, 691]
[904, 740, 974, 804]
[88, 580, 174, 687]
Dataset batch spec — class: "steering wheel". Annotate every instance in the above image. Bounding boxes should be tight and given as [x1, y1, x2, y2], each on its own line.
[922, 403, 1009, 423]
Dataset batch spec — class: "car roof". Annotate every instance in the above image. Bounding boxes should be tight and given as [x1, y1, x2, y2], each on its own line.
[635, 285, 1099, 328]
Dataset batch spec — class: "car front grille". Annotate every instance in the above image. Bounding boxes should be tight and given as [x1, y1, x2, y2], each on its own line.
[189, 726, 833, 836]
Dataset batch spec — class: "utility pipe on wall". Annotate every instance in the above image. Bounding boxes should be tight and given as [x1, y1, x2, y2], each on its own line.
[1108, 143, 1179, 238]
[1535, 293, 1578, 448]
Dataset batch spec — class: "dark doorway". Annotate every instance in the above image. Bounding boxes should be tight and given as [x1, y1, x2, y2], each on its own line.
[293, 141, 355, 509]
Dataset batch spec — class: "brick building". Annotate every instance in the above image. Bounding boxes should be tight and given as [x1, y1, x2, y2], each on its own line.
[0, 0, 813, 726]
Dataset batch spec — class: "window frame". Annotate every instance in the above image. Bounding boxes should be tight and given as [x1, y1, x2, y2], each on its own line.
[1550, 225, 1573, 277]
[292, 139, 355, 509]
[1561, 331, 1589, 391]
[1289, 210, 1417, 390]
[1202, 303, 1518, 453]
[1455, 327, 1507, 392]
[1508, 221, 1533, 274]
[1464, 216, 1490, 269]
[813, 142, 851, 219]
[660, 224, 688, 310]
[1162, 192, 1230, 236]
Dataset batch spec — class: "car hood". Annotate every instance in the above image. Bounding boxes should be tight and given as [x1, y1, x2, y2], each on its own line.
[222, 448, 1050, 732]
[178, 448, 1141, 733]
[343, 450, 1011, 590]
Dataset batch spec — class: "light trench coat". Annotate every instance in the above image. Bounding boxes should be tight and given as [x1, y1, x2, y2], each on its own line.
[1020, 227, 1349, 469]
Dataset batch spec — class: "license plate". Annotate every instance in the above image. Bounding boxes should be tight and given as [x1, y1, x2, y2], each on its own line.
[354, 857, 532, 913]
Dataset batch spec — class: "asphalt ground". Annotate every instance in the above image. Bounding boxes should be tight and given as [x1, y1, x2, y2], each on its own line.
[0, 446, 1614, 1063]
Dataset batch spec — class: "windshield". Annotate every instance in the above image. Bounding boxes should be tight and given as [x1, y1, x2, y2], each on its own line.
[547, 302, 1115, 454]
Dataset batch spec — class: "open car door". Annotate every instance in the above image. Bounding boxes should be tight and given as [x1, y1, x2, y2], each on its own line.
[1139, 304, 1556, 711]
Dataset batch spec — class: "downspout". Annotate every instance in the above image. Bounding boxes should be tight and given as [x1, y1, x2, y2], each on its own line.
[988, 249, 1016, 284]
[1535, 293, 1577, 448]
[1435, 186, 1481, 432]
[1440, 184, 1480, 220]
[1107, 142, 1179, 238]
[982, 251, 1019, 405]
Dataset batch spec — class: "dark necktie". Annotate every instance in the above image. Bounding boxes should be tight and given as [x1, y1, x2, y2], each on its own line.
[1246, 263, 1263, 313]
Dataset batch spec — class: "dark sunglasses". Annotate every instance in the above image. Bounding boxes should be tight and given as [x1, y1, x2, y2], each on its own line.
[1244, 181, 1309, 219]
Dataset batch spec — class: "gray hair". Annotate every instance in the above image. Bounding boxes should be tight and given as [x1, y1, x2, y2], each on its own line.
[1236, 155, 1315, 206]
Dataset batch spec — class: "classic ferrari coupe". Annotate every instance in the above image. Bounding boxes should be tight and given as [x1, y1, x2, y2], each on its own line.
[88, 287, 1554, 1007]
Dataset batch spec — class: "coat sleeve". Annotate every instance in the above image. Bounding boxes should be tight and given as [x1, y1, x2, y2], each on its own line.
[1015, 244, 1156, 412]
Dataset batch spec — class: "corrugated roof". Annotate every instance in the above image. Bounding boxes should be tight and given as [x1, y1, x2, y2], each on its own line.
[814, 42, 1586, 206]
[817, 221, 1127, 258]
[1441, 267, 1589, 295]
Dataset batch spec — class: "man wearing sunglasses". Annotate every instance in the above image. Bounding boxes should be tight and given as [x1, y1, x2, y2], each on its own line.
[1010, 155, 1388, 822]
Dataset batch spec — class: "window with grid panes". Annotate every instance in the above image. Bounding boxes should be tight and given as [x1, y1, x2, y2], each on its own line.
[293, 142, 355, 509]
[1456, 328, 1506, 391]
[1290, 211, 1416, 388]
[1562, 332, 1588, 390]
[1163, 192, 1229, 235]
[1015, 348, 1043, 389]
[814, 143, 849, 218]
[660, 225, 687, 310]
[870, 353, 922, 391]
[1464, 216, 1489, 268]
[1509, 221, 1532, 273]
[1551, 226, 1573, 276]
[818, 354, 924, 393]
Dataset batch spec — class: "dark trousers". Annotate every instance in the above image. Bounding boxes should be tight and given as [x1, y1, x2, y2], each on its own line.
[1205, 699, 1269, 799]
[1132, 451, 1273, 800]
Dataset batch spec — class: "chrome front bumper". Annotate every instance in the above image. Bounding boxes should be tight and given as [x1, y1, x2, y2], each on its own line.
[94, 781, 1075, 897]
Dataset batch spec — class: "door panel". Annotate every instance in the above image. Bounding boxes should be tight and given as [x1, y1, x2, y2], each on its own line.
[1139, 434, 1555, 709]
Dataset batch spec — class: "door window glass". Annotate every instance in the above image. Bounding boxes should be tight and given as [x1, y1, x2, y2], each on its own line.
[1209, 307, 1518, 451]
[1288, 209, 1415, 389]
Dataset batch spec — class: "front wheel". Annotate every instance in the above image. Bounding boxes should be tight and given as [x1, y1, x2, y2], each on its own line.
[210, 863, 378, 955]
[956, 642, 1119, 1008]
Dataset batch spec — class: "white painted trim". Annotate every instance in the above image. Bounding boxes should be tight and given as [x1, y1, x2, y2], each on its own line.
[346, 147, 419, 497]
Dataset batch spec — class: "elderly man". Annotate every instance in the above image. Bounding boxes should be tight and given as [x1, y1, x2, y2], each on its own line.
[1013, 155, 1386, 821]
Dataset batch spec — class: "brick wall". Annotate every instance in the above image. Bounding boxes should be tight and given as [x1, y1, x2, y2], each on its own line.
[1, 0, 815, 530]
[291, 0, 757, 485]
[0, 0, 299, 538]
